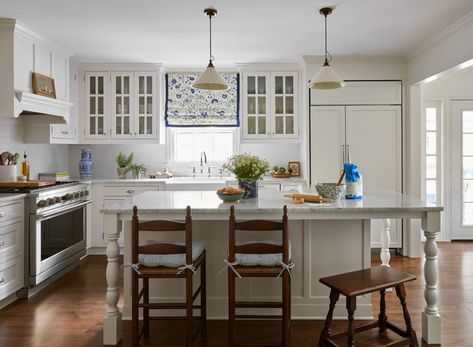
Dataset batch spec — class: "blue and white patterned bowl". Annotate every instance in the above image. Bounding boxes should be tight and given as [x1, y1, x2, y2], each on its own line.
[315, 183, 345, 201]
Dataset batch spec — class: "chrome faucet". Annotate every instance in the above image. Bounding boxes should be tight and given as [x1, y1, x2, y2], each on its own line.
[200, 151, 207, 173]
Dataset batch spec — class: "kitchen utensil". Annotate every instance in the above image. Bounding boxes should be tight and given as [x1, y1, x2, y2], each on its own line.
[315, 183, 345, 201]
[283, 193, 331, 203]
[337, 170, 346, 186]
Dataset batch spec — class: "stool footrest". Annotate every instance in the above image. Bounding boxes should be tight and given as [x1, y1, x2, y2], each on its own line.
[235, 314, 283, 320]
[138, 302, 201, 309]
[236, 301, 283, 309]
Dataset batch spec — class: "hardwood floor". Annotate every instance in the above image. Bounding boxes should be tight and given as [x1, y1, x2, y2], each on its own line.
[0, 242, 472, 346]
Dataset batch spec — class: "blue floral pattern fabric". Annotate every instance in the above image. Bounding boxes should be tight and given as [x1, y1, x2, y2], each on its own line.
[165, 72, 240, 127]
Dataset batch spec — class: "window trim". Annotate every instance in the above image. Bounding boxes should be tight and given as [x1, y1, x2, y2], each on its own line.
[166, 127, 240, 165]
[422, 100, 442, 206]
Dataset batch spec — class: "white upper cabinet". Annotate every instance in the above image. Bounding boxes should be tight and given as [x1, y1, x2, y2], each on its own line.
[81, 65, 160, 143]
[241, 69, 300, 141]
[85, 72, 108, 138]
[135, 73, 156, 138]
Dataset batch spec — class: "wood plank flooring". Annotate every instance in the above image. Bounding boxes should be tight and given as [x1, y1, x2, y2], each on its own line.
[0, 242, 472, 346]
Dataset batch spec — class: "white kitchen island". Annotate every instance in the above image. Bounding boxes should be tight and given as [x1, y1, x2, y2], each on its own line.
[101, 190, 443, 345]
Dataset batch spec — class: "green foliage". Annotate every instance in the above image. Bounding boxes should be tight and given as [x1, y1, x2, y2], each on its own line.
[223, 153, 269, 181]
[116, 152, 134, 169]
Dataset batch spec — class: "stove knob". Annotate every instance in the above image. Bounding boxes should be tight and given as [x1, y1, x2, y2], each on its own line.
[74, 192, 80, 199]
[84, 190, 90, 196]
[55, 197, 62, 203]
[80, 191, 85, 197]
[62, 194, 71, 201]
[48, 198, 55, 206]
[37, 200, 47, 208]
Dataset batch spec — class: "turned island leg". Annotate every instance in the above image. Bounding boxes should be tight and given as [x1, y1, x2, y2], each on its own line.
[103, 214, 122, 345]
[421, 211, 441, 344]
[380, 219, 391, 267]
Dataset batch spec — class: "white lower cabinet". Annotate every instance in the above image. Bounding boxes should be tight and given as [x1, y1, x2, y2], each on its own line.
[0, 198, 24, 305]
[89, 182, 165, 251]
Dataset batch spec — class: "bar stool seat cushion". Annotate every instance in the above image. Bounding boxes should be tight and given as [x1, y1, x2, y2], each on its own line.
[235, 240, 292, 266]
[139, 240, 205, 268]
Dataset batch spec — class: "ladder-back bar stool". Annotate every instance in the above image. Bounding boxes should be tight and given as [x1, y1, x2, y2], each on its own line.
[129, 206, 207, 347]
[225, 205, 292, 347]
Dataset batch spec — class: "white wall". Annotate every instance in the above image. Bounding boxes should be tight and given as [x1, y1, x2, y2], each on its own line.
[408, 13, 473, 84]
[0, 118, 69, 178]
[68, 142, 301, 179]
[423, 65, 473, 241]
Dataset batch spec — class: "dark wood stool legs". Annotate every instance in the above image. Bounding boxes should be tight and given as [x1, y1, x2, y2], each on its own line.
[378, 289, 387, 333]
[319, 287, 418, 346]
[319, 289, 340, 346]
[395, 283, 419, 347]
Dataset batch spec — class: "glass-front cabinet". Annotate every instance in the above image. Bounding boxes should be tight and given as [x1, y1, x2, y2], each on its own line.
[83, 68, 158, 141]
[242, 71, 298, 140]
[85, 72, 108, 138]
[111, 72, 133, 138]
[135, 73, 156, 138]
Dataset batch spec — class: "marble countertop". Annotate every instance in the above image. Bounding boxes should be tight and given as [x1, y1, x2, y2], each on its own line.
[102, 190, 443, 215]
[0, 193, 27, 203]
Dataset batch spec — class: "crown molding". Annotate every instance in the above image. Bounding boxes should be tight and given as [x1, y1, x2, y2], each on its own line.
[408, 10, 473, 59]
[301, 55, 407, 64]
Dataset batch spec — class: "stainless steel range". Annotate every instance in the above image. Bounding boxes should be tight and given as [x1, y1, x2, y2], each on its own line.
[0, 181, 91, 297]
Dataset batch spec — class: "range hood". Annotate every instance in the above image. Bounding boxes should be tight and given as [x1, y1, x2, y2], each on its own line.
[14, 91, 72, 124]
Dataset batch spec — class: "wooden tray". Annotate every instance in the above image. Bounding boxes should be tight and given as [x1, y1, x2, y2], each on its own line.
[0, 180, 56, 187]
[271, 172, 292, 178]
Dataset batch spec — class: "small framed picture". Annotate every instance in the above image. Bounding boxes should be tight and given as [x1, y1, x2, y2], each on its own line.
[32, 72, 56, 99]
[288, 162, 300, 177]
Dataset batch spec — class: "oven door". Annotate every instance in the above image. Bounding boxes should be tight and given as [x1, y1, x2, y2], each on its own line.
[29, 200, 91, 285]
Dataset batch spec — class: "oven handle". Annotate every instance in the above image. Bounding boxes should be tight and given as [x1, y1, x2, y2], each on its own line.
[35, 200, 92, 220]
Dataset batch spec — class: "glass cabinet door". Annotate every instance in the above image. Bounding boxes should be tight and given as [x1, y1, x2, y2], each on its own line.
[111, 72, 134, 138]
[135, 73, 155, 137]
[271, 72, 297, 137]
[244, 73, 270, 138]
[85, 72, 108, 138]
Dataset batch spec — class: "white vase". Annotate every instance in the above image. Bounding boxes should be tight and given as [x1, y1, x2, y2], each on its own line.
[0, 165, 18, 181]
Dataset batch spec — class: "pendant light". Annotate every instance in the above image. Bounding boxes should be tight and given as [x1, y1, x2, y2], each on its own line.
[309, 7, 345, 90]
[192, 8, 228, 90]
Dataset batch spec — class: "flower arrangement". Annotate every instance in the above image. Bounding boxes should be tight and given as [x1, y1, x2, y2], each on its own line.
[223, 153, 270, 181]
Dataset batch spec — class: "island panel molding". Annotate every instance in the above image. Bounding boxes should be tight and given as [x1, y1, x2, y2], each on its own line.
[101, 190, 443, 345]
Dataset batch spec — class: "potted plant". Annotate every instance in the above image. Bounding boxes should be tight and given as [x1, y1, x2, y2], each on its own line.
[223, 153, 269, 198]
[130, 163, 147, 179]
[115, 152, 134, 179]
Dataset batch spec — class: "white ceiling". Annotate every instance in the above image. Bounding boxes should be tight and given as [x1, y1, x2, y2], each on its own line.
[1, 0, 473, 65]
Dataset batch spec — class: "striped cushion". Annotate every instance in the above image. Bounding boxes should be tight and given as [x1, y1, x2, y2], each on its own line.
[139, 240, 205, 268]
[235, 240, 292, 266]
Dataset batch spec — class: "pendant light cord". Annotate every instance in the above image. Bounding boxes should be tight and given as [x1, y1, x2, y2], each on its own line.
[209, 13, 215, 64]
[324, 12, 332, 65]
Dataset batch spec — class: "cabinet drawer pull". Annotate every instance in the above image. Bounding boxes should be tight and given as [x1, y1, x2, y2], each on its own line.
[0, 212, 5, 218]
[0, 241, 4, 246]
[0, 278, 4, 284]
[126, 190, 135, 194]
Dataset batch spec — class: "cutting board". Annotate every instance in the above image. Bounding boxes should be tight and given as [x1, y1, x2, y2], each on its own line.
[0, 180, 56, 187]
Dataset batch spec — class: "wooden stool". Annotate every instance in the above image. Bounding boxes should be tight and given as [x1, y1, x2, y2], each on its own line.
[130, 206, 206, 347]
[318, 267, 418, 347]
[226, 205, 292, 347]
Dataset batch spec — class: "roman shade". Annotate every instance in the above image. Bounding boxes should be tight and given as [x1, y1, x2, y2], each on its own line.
[165, 72, 239, 127]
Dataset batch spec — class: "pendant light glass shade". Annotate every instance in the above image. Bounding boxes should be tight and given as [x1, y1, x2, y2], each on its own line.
[192, 8, 228, 90]
[309, 7, 344, 90]
[308, 62, 345, 89]
[193, 62, 228, 90]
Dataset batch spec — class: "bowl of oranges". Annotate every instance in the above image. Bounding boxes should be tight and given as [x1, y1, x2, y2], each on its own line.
[216, 187, 246, 203]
